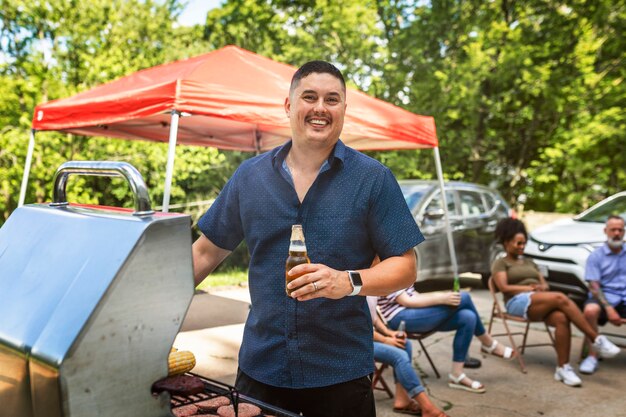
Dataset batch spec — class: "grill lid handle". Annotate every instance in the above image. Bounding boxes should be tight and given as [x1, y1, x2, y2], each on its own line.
[51, 161, 155, 216]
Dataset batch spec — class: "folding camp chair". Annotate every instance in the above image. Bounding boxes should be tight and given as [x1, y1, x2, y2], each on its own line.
[487, 276, 556, 373]
[371, 361, 394, 398]
[406, 330, 441, 378]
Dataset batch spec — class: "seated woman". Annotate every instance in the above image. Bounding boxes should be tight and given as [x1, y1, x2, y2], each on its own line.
[377, 286, 514, 394]
[367, 297, 449, 417]
[492, 218, 620, 387]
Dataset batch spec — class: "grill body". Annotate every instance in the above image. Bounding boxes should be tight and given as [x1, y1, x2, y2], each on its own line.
[0, 162, 194, 417]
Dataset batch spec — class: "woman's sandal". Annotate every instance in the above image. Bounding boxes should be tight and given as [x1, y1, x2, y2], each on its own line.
[481, 340, 515, 360]
[392, 399, 422, 415]
[448, 372, 486, 394]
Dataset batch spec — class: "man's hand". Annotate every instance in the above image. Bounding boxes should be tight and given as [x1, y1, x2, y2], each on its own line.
[287, 263, 352, 301]
[531, 283, 549, 292]
[606, 306, 623, 326]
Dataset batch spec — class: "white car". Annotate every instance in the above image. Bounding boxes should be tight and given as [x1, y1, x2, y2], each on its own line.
[524, 191, 626, 306]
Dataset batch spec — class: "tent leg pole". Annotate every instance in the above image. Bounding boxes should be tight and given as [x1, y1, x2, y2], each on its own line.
[162, 110, 180, 213]
[18, 129, 36, 207]
[433, 146, 459, 278]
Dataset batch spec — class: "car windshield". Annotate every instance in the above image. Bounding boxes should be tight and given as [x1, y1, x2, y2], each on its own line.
[400, 184, 430, 210]
[577, 194, 626, 223]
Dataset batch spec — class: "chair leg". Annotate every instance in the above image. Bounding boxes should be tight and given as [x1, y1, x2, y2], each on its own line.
[488, 305, 496, 334]
[501, 317, 527, 373]
[520, 321, 531, 355]
[417, 338, 441, 379]
[372, 364, 394, 399]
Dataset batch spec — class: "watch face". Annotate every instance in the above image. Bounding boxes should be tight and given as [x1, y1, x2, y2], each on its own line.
[350, 271, 363, 286]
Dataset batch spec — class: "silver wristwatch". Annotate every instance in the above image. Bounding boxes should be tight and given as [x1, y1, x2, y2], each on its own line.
[347, 270, 363, 296]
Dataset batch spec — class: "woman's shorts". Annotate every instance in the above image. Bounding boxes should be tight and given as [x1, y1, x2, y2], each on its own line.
[505, 292, 533, 320]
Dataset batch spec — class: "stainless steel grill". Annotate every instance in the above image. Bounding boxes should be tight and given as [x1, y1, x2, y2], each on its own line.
[0, 161, 194, 417]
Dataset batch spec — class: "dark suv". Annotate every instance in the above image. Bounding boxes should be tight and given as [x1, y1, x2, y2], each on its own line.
[400, 180, 513, 284]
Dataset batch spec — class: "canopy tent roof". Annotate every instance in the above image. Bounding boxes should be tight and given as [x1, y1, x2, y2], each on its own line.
[23, 45, 457, 276]
[31, 45, 437, 152]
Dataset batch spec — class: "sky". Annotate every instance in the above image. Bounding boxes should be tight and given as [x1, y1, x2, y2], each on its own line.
[177, 0, 224, 26]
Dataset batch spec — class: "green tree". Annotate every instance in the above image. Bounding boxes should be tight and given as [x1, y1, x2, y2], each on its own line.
[0, 0, 244, 224]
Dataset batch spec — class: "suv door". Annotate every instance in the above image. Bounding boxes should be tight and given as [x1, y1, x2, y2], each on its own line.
[416, 189, 459, 279]
[456, 189, 488, 272]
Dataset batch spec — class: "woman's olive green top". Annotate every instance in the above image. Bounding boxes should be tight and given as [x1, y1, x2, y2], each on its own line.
[491, 257, 540, 303]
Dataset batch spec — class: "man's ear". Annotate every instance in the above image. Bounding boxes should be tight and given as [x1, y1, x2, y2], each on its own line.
[284, 97, 291, 117]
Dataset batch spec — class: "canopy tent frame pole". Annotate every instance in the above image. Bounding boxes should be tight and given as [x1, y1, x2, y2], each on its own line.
[433, 146, 459, 278]
[162, 110, 181, 213]
[18, 129, 37, 207]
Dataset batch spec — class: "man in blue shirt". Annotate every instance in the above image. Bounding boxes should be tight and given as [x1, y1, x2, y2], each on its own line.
[192, 60, 423, 416]
[580, 215, 626, 374]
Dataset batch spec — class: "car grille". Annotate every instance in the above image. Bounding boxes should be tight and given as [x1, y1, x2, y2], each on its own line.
[525, 253, 578, 265]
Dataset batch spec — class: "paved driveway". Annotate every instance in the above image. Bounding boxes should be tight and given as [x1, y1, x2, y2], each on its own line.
[174, 287, 626, 417]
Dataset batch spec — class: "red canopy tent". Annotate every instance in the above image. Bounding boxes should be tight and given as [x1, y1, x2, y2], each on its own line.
[20, 45, 458, 275]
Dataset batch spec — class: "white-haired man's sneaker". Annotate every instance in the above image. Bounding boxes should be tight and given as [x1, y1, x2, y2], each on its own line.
[593, 335, 620, 358]
[579, 355, 598, 374]
[554, 364, 582, 387]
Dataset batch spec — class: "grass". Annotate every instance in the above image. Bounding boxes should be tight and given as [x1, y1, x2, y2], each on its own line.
[196, 268, 249, 291]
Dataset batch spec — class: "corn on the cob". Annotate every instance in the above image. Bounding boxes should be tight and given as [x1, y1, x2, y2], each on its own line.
[168, 350, 196, 376]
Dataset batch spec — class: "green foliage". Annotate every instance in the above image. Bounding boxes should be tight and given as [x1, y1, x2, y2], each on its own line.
[196, 266, 248, 291]
[0, 0, 245, 224]
[1, 0, 624, 229]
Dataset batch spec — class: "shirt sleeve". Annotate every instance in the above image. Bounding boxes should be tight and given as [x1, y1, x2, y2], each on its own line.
[585, 250, 602, 282]
[196, 169, 244, 251]
[367, 168, 424, 260]
[491, 257, 507, 275]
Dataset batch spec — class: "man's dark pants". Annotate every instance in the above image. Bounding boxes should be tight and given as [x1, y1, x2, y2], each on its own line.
[235, 368, 376, 417]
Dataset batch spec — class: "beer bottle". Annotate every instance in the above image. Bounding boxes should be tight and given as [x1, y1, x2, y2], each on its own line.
[396, 320, 407, 340]
[453, 276, 460, 292]
[285, 224, 310, 296]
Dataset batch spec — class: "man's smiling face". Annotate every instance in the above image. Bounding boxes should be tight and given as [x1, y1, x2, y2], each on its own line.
[285, 72, 346, 149]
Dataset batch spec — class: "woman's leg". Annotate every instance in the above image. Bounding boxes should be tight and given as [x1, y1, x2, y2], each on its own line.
[454, 292, 511, 357]
[438, 308, 477, 363]
[373, 341, 425, 404]
[457, 291, 487, 337]
[543, 310, 571, 366]
[436, 307, 486, 390]
[389, 304, 456, 333]
[527, 292, 598, 341]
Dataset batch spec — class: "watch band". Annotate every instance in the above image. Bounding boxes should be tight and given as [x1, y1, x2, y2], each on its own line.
[347, 270, 363, 296]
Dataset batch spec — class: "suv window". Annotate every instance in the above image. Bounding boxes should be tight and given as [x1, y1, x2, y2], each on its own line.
[577, 194, 626, 222]
[422, 190, 457, 227]
[458, 190, 485, 217]
[483, 191, 509, 216]
[483, 192, 496, 210]
[425, 190, 456, 215]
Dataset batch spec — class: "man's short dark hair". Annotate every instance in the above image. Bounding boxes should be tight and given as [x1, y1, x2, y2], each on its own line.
[290, 60, 346, 95]
[607, 215, 625, 225]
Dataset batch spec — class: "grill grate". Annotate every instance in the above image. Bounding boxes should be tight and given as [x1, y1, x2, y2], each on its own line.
[165, 373, 300, 417]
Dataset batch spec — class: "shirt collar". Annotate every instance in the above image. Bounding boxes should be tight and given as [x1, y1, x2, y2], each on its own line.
[602, 242, 625, 255]
[272, 139, 346, 169]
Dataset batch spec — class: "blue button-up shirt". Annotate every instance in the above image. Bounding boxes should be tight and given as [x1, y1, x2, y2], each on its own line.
[197, 139, 424, 388]
[585, 243, 626, 305]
